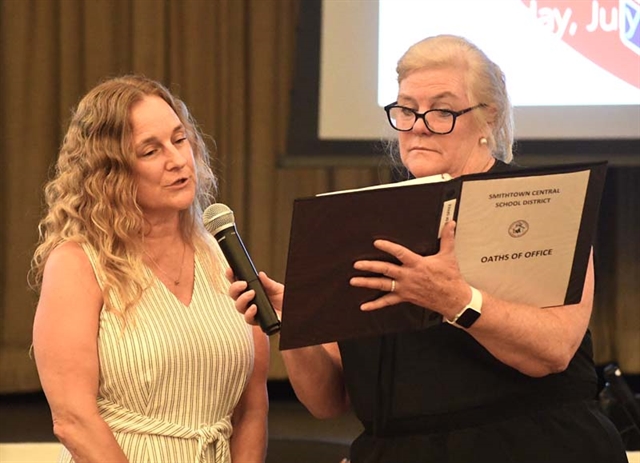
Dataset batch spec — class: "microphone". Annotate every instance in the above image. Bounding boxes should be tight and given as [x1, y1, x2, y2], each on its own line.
[203, 203, 281, 335]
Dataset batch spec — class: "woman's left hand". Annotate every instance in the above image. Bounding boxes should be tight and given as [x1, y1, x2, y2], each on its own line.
[349, 220, 470, 316]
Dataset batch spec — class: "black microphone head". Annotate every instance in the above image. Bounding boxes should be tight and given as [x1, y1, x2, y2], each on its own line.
[203, 203, 235, 235]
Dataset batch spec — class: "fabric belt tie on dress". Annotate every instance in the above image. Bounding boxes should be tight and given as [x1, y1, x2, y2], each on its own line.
[193, 423, 232, 463]
[98, 397, 232, 463]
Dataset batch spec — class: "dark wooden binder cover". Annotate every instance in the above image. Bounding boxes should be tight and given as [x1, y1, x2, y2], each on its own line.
[279, 179, 461, 350]
[279, 162, 607, 350]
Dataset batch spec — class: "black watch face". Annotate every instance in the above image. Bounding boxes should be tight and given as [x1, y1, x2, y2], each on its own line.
[456, 308, 481, 328]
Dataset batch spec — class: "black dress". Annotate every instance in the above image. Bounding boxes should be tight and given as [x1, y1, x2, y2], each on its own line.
[338, 161, 628, 463]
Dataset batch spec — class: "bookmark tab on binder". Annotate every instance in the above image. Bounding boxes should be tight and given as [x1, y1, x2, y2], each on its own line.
[439, 198, 457, 238]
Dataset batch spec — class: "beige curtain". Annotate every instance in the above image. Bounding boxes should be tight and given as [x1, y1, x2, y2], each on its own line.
[0, 0, 638, 394]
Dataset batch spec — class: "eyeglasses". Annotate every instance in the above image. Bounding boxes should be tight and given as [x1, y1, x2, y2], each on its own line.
[384, 103, 487, 134]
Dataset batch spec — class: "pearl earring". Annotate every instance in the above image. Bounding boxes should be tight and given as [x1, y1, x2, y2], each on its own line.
[479, 137, 488, 146]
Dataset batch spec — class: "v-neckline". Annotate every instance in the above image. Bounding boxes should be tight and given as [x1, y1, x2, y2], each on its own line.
[147, 251, 196, 308]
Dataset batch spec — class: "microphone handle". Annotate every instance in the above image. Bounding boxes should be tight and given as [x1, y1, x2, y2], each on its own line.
[216, 227, 281, 335]
[246, 277, 281, 335]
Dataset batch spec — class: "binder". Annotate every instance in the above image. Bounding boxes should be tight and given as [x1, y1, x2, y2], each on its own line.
[279, 161, 607, 350]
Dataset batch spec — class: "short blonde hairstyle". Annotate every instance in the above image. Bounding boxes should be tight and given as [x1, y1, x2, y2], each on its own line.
[396, 35, 514, 163]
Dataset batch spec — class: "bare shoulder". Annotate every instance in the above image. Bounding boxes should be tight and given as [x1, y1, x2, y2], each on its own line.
[33, 242, 106, 403]
[46, 240, 91, 269]
[40, 241, 103, 311]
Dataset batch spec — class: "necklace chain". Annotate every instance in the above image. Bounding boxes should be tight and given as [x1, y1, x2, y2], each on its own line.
[144, 241, 186, 286]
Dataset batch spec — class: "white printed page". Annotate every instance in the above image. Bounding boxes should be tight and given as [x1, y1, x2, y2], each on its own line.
[454, 170, 590, 307]
[317, 173, 452, 197]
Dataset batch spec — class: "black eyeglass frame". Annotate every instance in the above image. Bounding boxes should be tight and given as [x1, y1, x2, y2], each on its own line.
[384, 103, 488, 134]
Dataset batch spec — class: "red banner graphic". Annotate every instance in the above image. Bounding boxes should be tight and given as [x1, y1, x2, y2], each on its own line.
[520, 0, 640, 89]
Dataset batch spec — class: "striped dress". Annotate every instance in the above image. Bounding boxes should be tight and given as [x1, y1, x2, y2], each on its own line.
[59, 241, 254, 463]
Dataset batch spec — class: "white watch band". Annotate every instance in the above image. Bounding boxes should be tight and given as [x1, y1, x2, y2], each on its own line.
[445, 286, 483, 328]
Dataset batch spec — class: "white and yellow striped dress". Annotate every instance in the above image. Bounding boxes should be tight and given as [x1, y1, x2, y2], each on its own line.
[59, 242, 254, 463]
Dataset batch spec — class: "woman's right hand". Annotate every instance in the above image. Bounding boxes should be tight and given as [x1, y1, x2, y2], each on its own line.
[226, 268, 284, 325]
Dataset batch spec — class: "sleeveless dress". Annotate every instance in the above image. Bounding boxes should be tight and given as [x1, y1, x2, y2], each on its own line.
[339, 161, 628, 463]
[58, 240, 254, 463]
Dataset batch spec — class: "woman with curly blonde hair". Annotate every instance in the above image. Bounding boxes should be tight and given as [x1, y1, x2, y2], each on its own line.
[31, 75, 269, 463]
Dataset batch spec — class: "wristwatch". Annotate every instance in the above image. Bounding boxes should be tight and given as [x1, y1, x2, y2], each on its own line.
[445, 286, 482, 329]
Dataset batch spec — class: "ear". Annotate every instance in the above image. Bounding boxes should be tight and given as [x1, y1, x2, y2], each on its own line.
[483, 104, 498, 127]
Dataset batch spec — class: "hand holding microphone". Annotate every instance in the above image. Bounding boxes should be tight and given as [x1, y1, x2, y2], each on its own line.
[225, 267, 284, 324]
[203, 203, 281, 335]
